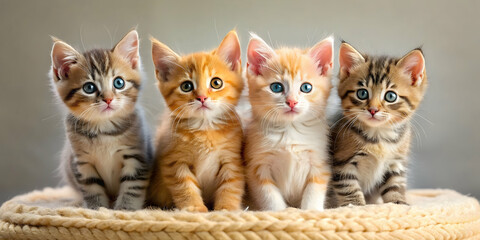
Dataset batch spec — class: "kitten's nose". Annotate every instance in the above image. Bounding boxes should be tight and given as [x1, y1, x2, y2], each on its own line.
[369, 107, 379, 116]
[286, 99, 298, 109]
[103, 98, 113, 105]
[196, 95, 208, 103]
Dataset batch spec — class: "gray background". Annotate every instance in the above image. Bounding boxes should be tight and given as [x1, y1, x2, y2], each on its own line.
[1, 0, 479, 203]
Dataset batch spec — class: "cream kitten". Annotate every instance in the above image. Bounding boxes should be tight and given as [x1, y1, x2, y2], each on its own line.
[244, 34, 333, 211]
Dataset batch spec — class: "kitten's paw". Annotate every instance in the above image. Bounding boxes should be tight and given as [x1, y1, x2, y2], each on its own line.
[83, 197, 109, 209]
[301, 197, 325, 211]
[392, 200, 408, 205]
[301, 202, 324, 211]
[83, 202, 108, 210]
[114, 199, 144, 211]
[214, 203, 241, 211]
[182, 204, 208, 212]
[113, 204, 138, 211]
[339, 201, 365, 207]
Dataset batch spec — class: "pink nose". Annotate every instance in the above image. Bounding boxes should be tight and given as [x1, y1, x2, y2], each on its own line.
[103, 98, 113, 105]
[196, 95, 208, 103]
[369, 108, 379, 116]
[286, 99, 298, 109]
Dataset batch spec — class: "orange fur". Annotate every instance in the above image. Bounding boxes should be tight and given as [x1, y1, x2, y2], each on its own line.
[147, 31, 245, 211]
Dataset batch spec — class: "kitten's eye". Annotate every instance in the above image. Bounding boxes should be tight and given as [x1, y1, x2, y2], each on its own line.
[180, 81, 194, 92]
[385, 91, 397, 102]
[356, 89, 369, 100]
[113, 77, 125, 89]
[210, 77, 223, 89]
[300, 83, 313, 93]
[82, 82, 97, 94]
[270, 82, 284, 93]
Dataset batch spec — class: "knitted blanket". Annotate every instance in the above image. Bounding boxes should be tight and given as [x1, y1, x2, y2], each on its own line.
[1, 187, 479, 239]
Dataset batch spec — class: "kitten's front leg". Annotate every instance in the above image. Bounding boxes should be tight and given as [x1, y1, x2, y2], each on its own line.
[214, 153, 245, 211]
[301, 166, 329, 210]
[114, 153, 150, 211]
[248, 162, 287, 211]
[70, 157, 109, 209]
[378, 165, 407, 205]
[163, 154, 207, 212]
[330, 159, 366, 207]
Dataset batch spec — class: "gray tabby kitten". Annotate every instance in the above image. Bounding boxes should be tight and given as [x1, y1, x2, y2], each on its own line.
[50, 30, 152, 210]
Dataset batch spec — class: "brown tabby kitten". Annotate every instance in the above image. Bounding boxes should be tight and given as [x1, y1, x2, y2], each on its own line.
[326, 42, 427, 208]
[51, 30, 152, 210]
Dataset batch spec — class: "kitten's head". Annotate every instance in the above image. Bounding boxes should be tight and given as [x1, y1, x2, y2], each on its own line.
[151, 31, 243, 123]
[246, 34, 333, 123]
[50, 30, 141, 122]
[338, 42, 427, 128]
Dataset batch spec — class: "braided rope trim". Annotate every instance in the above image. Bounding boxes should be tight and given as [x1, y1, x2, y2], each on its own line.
[1, 187, 479, 240]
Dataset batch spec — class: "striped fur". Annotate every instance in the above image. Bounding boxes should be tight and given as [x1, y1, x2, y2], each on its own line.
[326, 42, 428, 208]
[244, 34, 333, 211]
[51, 30, 152, 210]
[147, 31, 244, 212]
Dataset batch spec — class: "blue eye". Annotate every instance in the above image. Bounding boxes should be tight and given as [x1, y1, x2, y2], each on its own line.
[356, 89, 369, 100]
[270, 82, 284, 93]
[180, 81, 194, 92]
[385, 91, 397, 102]
[113, 77, 125, 89]
[300, 83, 312, 93]
[82, 82, 97, 94]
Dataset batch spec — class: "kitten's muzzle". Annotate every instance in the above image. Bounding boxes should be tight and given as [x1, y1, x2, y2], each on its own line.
[196, 96, 208, 104]
[369, 107, 379, 116]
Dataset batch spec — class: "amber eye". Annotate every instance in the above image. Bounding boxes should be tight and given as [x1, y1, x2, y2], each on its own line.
[210, 77, 223, 89]
[180, 81, 194, 92]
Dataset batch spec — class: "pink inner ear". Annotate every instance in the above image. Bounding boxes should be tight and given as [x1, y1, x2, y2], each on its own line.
[247, 39, 273, 76]
[339, 47, 357, 76]
[151, 41, 179, 81]
[399, 50, 425, 86]
[217, 33, 241, 71]
[114, 31, 139, 69]
[52, 42, 78, 80]
[310, 39, 333, 76]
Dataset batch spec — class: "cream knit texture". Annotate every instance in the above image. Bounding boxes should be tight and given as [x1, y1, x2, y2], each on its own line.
[1, 187, 479, 239]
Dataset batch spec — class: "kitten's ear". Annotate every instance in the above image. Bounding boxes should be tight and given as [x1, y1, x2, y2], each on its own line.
[397, 49, 425, 86]
[247, 33, 275, 76]
[113, 29, 139, 69]
[339, 42, 365, 78]
[51, 38, 80, 80]
[216, 30, 241, 71]
[151, 37, 180, 81]
[309, 36, 334, 76]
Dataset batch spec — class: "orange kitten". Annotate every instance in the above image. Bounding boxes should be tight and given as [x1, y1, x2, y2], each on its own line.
[244, 34, 333, 210]
[147, 31, 245, 212]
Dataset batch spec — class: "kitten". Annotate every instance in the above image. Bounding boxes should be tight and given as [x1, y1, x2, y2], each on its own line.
[326, 42, 427, 208]
[51, 30, 152, 210]
[147, 31, 245, 212]
[244, 34, 333, 211]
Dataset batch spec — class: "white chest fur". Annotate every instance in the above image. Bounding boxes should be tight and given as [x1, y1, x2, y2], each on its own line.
[195, 150, 220, 203]
[85, 136, 124, 197]
[263, 121, 328, 206]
